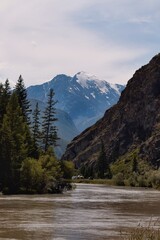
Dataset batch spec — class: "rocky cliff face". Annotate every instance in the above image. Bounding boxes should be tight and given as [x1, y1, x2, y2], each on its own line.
[62, 54, 160, 169]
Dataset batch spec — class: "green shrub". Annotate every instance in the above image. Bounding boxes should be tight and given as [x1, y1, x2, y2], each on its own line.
[137, 175, 148, 188]
[149, 170, 160, 189]
[20, 158, 44, 193]
[61, 160, 75, 179]
[20, 154, 63, 193]
[113, 173, 125, 186]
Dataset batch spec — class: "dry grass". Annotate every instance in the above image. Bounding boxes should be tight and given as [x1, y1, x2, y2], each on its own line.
[121, 219, 160, 240]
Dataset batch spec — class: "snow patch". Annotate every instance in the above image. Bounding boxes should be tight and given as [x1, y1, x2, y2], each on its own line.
[68, 87, 73, 93]
[109, 83, 121, 95]
[85, 95, 90, 100]
[76, 71, 109, 94]
[90, 93, 95, 98]
[76, 71, 91, 88]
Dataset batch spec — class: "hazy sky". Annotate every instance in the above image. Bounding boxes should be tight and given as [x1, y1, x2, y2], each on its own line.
[0, 0, 160, 86]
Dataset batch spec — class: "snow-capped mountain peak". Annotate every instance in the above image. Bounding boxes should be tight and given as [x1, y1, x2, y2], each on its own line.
[75, 71, 99, 88]
[74, 71, 122, 95]
[27, 72, 125, 131]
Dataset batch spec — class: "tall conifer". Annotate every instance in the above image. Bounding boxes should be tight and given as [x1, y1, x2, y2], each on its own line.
[15, 75, 31, 124]
[32, 102, 41, 158]
[0, 80, 11, 187]
[41, 88, 58, 152]
[0, 80, 11, 126]
[97, 141, 112, 179]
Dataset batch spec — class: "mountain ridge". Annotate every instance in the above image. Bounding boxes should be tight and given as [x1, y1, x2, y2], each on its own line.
[62, 54, 160, 169]
[27, 71, 125, 132]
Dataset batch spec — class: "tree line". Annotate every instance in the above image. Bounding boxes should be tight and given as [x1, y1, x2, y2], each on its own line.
[0, 76, 74, 194]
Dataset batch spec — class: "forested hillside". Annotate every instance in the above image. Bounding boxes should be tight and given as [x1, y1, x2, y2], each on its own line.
[0, 76, 74, 194]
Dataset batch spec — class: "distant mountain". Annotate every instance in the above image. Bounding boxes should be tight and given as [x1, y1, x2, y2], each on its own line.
[62, 54, 160, 170]
[29, 99, 79, 158]
[27, 72, 125, 132]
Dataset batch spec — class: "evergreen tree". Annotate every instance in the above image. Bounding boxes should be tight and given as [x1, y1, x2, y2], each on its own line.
[0, 80, 11, 126]
[0, 80, 11, 187]
[15, 75, 31, 124]
[1, 92, 30, 193]
[132, 157, 138, 173]
[0, 83, 4, 126]
[4, 79, 11, 97]
[0, 83, 4, 188]
[15, 76, 34, 157]
[32, 102, 41, 158]
[97, 141, 112, 179]
[41, 88, 58, 152]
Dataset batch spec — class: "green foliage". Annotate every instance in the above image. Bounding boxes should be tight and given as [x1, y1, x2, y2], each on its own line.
[32, 103, 40, 143]
[111, 148, 150, 177]
[21, 154, 62, 193]
[0, 80, 11, 126]
[110, 148, 160, 188]
[132, 157, 138, 173]
[1, 93, 30, 193]
[0, 80, 11, 186]
[96, 142, 112, 179]
[39, 154, 62, 181]
[41, 88, 59, 152]
[20, 158, 44, 193]
[148, 170, 160, 189]
[111, 146, 160, 189]
[31, 102, 41, 158]
[80, 162, 94, 178]
[113, 173, 125, 186]
[0, 78, 64, 194]
[61, 160, 75, 179]
[15, 75, 31, 124]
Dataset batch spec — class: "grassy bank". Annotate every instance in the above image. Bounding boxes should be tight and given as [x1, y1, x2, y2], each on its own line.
[121, 220, 160, 240]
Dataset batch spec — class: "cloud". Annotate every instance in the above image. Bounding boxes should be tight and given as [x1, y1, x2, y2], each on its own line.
[0, 0, 159, 87]
[129, 16, 153, 24]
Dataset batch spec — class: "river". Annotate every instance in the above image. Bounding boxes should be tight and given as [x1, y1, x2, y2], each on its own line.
[0, 184, 159, 240]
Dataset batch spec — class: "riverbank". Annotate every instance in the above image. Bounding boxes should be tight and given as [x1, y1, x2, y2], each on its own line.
[72, 178, 114, 185]
[121, 220, 160, 240]
[72, 176, 160, 190]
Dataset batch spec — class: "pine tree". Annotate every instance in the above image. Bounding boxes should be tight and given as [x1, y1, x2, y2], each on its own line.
[0, 83, 4, 126]
[0, 83, 4, 188]
[32, 102, 41, 158]
[1, 92, 30, 193]
[132, 157, 138, 173]
[0, 80, 11, 126]
[15, 75, 31, 124]
[41, 88, 58, 152]
[0, 80, 11, 187]
[4, 79, 11, 97]
[97, 141, 112, 179]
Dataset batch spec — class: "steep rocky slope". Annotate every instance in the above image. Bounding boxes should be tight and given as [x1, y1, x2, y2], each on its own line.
[62, 54, 160, 169]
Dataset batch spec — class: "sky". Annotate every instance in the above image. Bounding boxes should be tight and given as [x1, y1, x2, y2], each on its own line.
[0, 0, 160, 87]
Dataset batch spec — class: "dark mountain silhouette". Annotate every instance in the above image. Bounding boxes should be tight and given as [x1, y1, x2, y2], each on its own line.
[62, 54, 160, 170]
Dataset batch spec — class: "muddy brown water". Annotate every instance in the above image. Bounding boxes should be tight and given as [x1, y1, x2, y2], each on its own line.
[0, 184, 159, 240]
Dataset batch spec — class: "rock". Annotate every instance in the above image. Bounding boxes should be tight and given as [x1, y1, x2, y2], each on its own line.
[62, 53, 160, 169]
